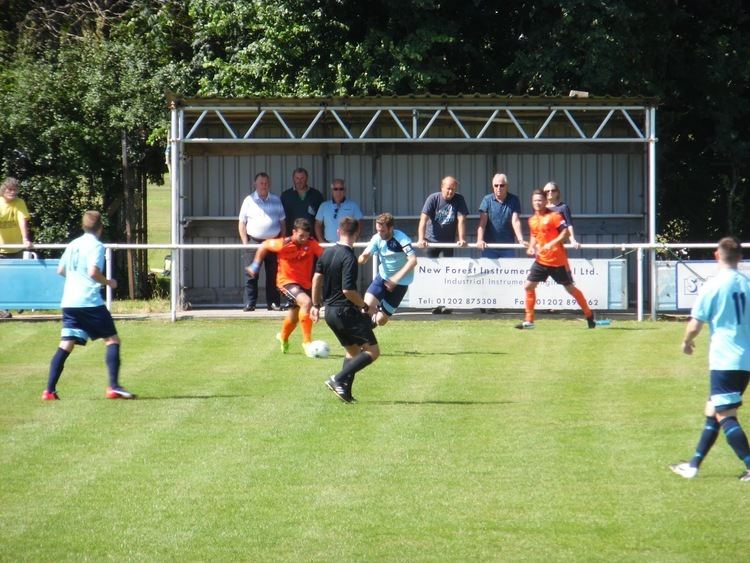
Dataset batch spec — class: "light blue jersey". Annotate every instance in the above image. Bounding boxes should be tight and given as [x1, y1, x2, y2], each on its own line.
[365, 229, 416, 286]
[691, 268, 750, 370]
[59, 232, 106, 308]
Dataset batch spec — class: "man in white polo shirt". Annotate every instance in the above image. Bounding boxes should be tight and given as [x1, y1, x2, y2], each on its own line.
[238, 172, 286, 311]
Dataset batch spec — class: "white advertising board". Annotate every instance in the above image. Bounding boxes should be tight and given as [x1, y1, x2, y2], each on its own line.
[675, 261, 750, 310]
[408, 258, 623, 310]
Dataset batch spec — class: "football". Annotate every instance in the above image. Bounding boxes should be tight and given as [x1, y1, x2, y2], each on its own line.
[306, 340, 330, 359]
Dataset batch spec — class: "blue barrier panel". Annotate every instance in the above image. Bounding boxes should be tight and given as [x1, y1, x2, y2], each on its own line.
[0, 259, 64, 309]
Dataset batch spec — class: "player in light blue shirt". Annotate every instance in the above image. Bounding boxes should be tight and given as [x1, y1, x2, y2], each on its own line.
[358, 212, 417, 327]
[42, 211, 135, 401]
[670, 237, 750, 481]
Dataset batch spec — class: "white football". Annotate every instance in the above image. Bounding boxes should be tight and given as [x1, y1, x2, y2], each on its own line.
[306, 340, 330, 359]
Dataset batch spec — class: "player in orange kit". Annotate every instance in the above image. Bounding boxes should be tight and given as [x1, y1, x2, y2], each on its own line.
[248, 218, 324, 355]
[515, 189, 595, 330]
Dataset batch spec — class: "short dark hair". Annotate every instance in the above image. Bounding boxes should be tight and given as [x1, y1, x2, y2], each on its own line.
[531, 189, 545, 199]
[717, 236, 742, 264]
[292, 167, 308, 178]
[293, 218, 312, 233]
[82, 210, 103, 233]
[338, 216, 359, 236]
[254, 172, 269, 181]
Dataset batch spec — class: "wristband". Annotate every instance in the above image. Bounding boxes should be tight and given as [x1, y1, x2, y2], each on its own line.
[312, 303, 322, 308]
[249, 262, 260, 275]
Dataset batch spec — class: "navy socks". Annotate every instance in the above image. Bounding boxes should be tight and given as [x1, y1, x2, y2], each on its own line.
[47, 348, 70, 392]
[106, 343, 121, 388]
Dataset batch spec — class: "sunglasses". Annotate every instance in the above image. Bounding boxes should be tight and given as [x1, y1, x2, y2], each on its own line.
[544, 189, 559, 194]
[494, 183, 507, 187]
[332, 187, 345, 191]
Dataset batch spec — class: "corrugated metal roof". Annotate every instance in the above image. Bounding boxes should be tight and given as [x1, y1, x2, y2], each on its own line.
[167, 91, 659, 108]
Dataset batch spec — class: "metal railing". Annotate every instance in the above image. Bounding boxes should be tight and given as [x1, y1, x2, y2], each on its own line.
[3, 241, 728, 322]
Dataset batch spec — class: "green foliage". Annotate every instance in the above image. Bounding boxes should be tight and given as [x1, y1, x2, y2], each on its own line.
[2, 0, 750, 251]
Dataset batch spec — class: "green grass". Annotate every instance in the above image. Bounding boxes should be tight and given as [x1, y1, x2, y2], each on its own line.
[2, 318, 749, 561]
[147, 174, 171, 272]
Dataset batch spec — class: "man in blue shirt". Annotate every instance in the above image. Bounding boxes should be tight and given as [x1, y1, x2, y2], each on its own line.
[358, 213, 417, 327]
[476, 173, 525, 259]
[314, 179, 364, 243]
[41, 211, 135, 401]
[670, 236, 750, 481]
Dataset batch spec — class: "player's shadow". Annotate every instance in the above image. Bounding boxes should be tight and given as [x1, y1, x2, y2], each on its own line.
[369, 399, 514, 405]
[135, 394, 257, 401]
[383, 350, 506, 357]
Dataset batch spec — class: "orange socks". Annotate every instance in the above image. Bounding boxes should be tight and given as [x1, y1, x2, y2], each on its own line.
[280, 317, 297, 341]
[299, 312, 313, 344]
[570, 287, 592, 318]
[525, 289, 536, 322]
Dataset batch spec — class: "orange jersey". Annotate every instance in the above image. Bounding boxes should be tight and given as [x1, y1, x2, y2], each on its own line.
[263, 237, 323, 288]
[528, 210, 568, 267]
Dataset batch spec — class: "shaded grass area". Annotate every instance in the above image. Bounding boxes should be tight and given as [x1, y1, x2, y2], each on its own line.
[2, 318, 749, 561]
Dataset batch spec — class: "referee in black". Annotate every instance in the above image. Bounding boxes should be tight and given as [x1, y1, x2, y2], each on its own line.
[311, 216, 380, 403]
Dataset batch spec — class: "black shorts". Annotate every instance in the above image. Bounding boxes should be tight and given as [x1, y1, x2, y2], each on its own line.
[279, 284, 310, 308]
[527, 262, 573, 285]
[324, 305, 378, 347]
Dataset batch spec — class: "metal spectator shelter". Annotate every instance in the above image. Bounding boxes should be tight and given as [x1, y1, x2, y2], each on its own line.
[168, 94, 658, 320]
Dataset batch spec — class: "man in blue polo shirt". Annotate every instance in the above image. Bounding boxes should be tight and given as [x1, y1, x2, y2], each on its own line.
[476, 173, 525, 259]
[314, 178, 363, 243]
[670, 236, 750, 481]
[358, 212, 417, 327]
[42, 211, 135, 400]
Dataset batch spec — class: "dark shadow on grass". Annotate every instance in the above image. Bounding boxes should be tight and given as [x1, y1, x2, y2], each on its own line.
[367, 399, 514, 406]
[386, 350, 506, 357]
[134, 394, 257, 400]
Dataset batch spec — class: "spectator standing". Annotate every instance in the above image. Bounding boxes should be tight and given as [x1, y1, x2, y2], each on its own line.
[476, 173, 524, 258]
[280, 167, 324, 237]
[670, 237, 750, 482]
[311, 216, 379, 403]
[417, 175, 469, 314]
[247, 218, 324, 357]
[358, 213, 418, 327]
[0, 177, 33, 319]
[315, 179, 363, 243]
[238, 172, 286, 312]
[42, 211, 135, 401]
[515, 190, 595, 330]
[544, 181, 580, 249]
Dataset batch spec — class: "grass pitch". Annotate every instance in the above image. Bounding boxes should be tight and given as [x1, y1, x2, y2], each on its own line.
[2, 317, 750, 561]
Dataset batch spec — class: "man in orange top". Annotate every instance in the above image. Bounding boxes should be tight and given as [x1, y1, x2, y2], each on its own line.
[515, 190, 595, 330]
[248, 218, 324, 356]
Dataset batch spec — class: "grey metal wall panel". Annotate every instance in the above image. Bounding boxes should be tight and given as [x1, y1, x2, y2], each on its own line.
[180, 146, 646, 307]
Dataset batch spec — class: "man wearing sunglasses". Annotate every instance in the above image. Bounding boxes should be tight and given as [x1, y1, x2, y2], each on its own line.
[315, 179, 364, 243]
[476, 173, 525, 259]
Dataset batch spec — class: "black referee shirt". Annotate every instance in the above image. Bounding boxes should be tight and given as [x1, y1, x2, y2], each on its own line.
[315, 243, 359, 308]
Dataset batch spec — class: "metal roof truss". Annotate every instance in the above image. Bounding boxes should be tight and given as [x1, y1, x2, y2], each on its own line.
[181, 104, 650, 144]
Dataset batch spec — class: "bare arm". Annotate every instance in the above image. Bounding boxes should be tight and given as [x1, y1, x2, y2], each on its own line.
[357, 250, 371, 265]
[88, 264, 117, 289]
[314, 220, 325, 242]
[19, 215, 32, 249]
[238, 220, 248, 244]
[476, 212, 488, 249]
[511, 212, 525, 246]
[343, 288, 367, 309]
[682, 318, 704, 355]
[417, 213, 429, 248]
[310, 272, 323, 322]
[456, 214, 467, 247]
[567, 225, 580, 248]
[387, 253, 417, 287]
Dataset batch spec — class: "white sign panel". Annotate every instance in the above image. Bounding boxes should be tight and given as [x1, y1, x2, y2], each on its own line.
[675, 261, 750, 309]
[409, 258, 613, 310]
